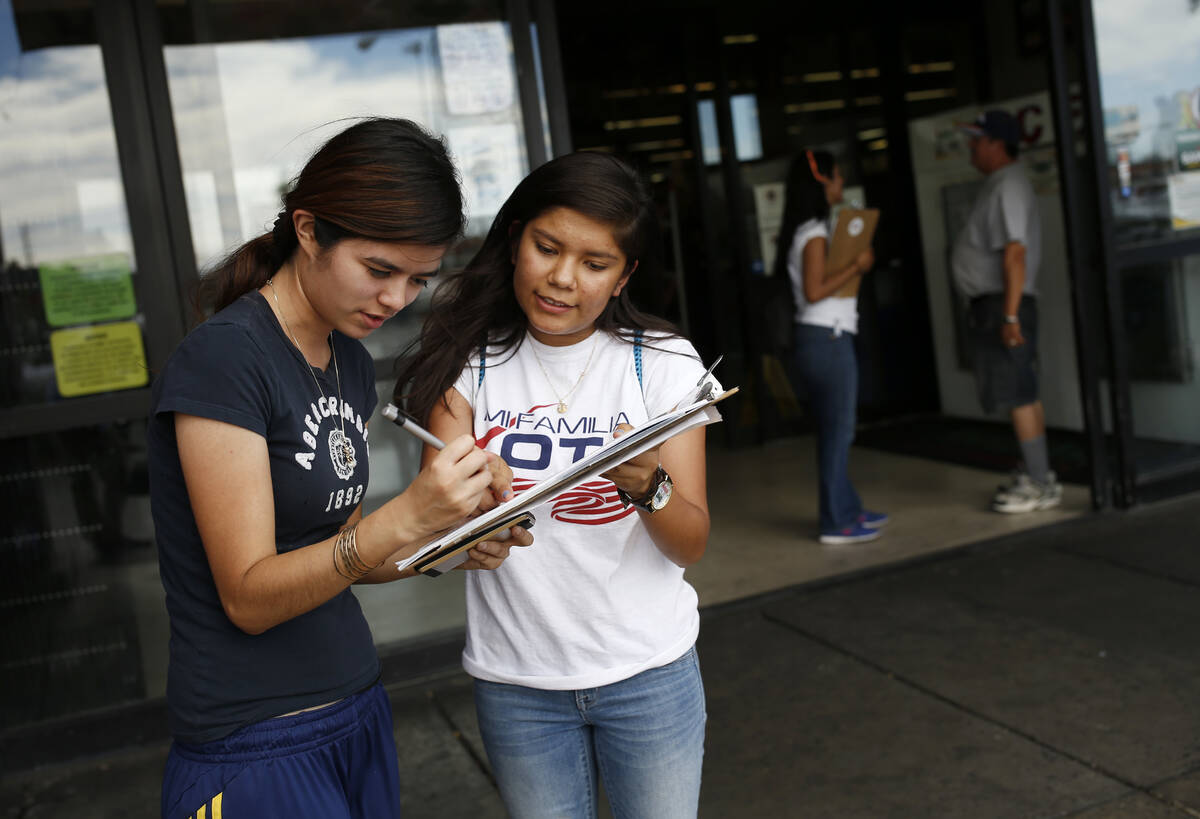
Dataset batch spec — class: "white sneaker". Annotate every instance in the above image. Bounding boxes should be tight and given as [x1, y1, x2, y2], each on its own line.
[992, 471, 1032, 505]
[991, 471, 1063, 513]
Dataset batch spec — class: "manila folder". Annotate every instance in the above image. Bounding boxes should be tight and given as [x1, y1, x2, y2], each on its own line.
[829, 208, 879, 297]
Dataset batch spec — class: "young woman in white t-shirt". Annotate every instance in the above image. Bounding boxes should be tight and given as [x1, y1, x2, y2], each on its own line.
[775, 149, 886, 545]
[397, 152, 716, 818]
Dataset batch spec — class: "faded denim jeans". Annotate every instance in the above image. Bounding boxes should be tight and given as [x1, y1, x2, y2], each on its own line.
[473, 646, 706, 818]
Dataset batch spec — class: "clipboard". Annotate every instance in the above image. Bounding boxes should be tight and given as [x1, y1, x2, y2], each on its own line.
[396, 385, 738, 577]
[411, 510, 537, 577]
[828, 208, 879, 297]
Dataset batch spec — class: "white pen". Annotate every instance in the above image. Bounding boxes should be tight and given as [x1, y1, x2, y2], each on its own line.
[381, 403, 446, 450]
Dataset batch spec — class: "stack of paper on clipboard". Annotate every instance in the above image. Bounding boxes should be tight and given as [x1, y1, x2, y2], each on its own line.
[396, 385, 738, 577]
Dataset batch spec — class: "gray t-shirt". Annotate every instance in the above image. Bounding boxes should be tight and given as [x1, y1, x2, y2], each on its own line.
[950, 160, 1041, 298]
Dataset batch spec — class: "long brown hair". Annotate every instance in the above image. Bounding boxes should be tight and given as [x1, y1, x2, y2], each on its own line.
[396, 151, 680, 425]
[195, 117, 464, 319]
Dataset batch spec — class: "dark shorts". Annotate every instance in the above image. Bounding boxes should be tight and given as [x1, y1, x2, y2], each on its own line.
[967, 294, 1039, 414]
[161, 682, 401, 819]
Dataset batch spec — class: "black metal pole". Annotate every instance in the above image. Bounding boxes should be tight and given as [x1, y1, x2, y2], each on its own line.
[713, 40, 764, 445]
[1043, 0, 1111, 509]
[532, 0, 572, 157]
[1076, 0, 1138, 506]
[97, 0, 192, 361]
[506, 0, 549, 170]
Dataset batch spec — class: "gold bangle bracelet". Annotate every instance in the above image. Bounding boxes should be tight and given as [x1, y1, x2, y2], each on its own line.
[332, 526, 355, 580]
[332, 523, 382, 581]
[333, 524, 365, 580]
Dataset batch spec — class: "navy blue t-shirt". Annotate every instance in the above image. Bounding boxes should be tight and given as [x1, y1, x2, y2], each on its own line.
[148, 291, 381, 743]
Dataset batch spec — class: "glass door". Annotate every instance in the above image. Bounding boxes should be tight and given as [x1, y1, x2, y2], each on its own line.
[1086, 0, 1200, 499]
[0, 0, 181, 734]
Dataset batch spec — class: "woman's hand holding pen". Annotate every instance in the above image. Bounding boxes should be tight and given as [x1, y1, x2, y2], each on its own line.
[600, 424, 659, 498]
[384, 402, 513, 516]
[376, 400, 527, 572]
[402, 434, 498, 537]
[373, 436, 525, 574]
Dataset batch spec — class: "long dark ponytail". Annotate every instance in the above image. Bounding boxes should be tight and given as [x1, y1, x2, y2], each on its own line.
[396, 151, 679, 425]
[772, 148, 835, 281]
[195, 117, 464, 319]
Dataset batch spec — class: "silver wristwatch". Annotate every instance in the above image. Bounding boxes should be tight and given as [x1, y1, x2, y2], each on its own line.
[617, 466, 673, 514]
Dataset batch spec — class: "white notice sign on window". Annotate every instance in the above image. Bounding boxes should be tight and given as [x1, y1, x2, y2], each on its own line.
[436, 23, 514, 115]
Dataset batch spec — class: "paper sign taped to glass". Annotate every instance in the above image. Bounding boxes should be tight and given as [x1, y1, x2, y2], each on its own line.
[396, 383, 738, 577]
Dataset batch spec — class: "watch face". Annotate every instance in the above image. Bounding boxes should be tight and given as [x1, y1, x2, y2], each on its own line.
[649, 475, 673, 510]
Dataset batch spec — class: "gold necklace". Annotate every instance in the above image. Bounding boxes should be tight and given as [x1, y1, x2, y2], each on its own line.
[528, 333, 599, 414]
[266, 278, 356, 472]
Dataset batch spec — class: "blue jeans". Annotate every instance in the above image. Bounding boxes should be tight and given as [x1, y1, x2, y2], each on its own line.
[793, 323, 863, 532]
[473, 646, 706, 819]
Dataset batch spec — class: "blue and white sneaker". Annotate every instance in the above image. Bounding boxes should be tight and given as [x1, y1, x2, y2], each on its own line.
[819, 522, 882, 545]
[858, 510, 889, 529]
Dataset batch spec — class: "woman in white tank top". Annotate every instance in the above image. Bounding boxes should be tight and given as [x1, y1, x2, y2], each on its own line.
[775, 149, 888, 545]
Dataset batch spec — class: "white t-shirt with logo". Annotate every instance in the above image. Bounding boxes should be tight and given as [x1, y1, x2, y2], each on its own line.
[787, 217, 860, 335]
[452, 329, 719, 689]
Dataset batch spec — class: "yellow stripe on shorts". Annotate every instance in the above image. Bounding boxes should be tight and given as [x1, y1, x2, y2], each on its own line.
[190, 791, 222, 819]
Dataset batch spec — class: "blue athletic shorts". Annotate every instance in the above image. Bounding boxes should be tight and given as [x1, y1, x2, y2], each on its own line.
[161, 681, 400, 819]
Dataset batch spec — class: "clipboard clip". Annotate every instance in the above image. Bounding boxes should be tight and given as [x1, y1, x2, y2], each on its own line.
[687, 354, 723, 405]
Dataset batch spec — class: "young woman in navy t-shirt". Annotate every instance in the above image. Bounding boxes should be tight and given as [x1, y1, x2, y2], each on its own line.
[148, 118, 529, 819]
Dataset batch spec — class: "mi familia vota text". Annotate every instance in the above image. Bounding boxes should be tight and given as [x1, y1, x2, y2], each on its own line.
[481, 408, 635, 470]
[294, 394, 368, 472]
[483, 408, 634, 436]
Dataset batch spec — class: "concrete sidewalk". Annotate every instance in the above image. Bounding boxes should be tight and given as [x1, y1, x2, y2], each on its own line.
[5, 493, 1200, 818]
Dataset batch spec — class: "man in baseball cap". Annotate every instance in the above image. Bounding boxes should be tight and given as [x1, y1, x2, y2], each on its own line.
[950, 107, 1061, 513]
[959, 109, 1022, 169]
[960, 109, 1022, 142]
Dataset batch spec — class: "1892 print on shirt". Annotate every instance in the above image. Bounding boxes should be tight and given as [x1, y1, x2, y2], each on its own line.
[453, 331, 721, 691]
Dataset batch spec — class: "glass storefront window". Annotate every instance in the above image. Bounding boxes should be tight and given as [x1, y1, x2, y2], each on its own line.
[1094, 1, 1200, 488]
[0, 1, 147, 410]
[1094, 0, 1200, 245]
[156, 1, 539, 652]
[1, 419, 162, 730]
[0, 0, 166, 736]
[1, 0, 544, 740]
[1119, 253, 1200, 479]
[160, 9, 530, 365]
